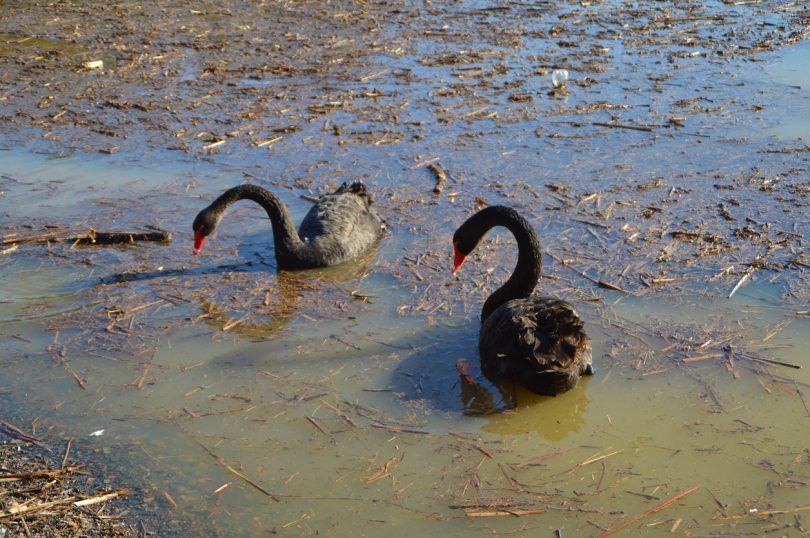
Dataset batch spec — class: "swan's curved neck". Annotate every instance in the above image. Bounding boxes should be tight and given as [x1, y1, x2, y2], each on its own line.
[208, 184, 306, 263]
[457, 206, 542, 322]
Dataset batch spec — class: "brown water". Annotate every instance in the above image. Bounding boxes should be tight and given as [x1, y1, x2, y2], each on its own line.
[1, 146, 808, 536]
[2, 3, 810, 536]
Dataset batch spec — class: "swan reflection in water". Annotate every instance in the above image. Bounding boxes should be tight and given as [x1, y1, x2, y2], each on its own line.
[195, 245, 381, 339]
[456, 357, 591, 441]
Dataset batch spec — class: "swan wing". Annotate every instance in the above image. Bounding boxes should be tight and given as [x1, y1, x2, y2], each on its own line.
[297, 182, 383, 264]
[479, 297, 591, 395]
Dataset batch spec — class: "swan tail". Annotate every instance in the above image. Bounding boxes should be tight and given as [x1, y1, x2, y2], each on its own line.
[334, 181, 374, 205]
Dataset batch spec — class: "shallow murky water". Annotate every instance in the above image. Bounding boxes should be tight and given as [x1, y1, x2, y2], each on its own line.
[1, 143, 808, 536]
[759, 39, 810, 141]
[2, 3, 810, 536]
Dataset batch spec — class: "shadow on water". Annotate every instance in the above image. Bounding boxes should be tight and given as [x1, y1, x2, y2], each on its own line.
[95, 225, 286, 285]
[99, 223, 385, 279]
[98, 259, 272, 285]
[388, 312, 594, 440]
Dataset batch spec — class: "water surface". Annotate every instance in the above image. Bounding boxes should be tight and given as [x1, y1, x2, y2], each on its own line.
[1, 1, 809, 535]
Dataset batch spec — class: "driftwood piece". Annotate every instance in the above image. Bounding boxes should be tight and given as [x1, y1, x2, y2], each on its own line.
[75, 230, 172, 245]
[1, 228, 171, 247]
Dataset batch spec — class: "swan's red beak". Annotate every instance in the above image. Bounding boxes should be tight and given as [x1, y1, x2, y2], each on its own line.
[193, 230, 206, 256]
[452, 243, 467, 274]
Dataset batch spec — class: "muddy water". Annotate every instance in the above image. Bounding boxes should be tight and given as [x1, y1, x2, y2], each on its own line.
[759, 41, 810, 141]
[2, 9, 810, 538]
[2, 153, 809, 536]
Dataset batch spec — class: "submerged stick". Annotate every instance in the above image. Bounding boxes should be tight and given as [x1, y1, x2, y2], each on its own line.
[0, 418, 51, 452]
[736, 353, 801, 370]
[795, 383, 810, 418]
[306, 416, 330, 436]
[193, 440, 280, 501]
[61, 438, 72, 469]
[465, 508, 546, 517]
[56, 344, 86, 390]
[596, 486, 700, 538]
[371, 422, 429, 435]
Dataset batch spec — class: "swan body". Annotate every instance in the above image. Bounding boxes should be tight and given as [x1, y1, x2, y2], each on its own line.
[193, 182, 384, 269]
[453, 205, 593, 396]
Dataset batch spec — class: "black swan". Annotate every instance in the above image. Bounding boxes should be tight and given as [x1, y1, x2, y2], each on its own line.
[193, 182, 384, 269]
[452, 205, 593, 396]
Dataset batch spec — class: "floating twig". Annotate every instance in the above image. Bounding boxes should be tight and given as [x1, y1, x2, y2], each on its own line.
[727, 267, 754, 299]
[163, 490, 179, 509]
[367, 457, 397, 483]
[551, 253, 631, 294]
[409, 156, 440, 169]
[592, 121, 655, 132]
[427, 163, 447, 194]
[360, 69, 389, 82]
[2, 228, 171, 247]
[715, 504, 810, 520]
[596, 486, 700, 537]
[579, 448, 623, 467]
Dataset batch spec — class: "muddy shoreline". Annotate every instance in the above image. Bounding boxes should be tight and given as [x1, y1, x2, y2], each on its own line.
[1, 407, 136, 537]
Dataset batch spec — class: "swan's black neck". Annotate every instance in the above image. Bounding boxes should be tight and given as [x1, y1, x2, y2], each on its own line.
[453, 206, 542, 322]
[199, 184, 307, 265]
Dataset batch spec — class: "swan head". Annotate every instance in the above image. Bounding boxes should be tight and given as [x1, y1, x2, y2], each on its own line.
[452, 241, 468, 274]
[452, 206, 509, 274]
[192, 209, 220, 255]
